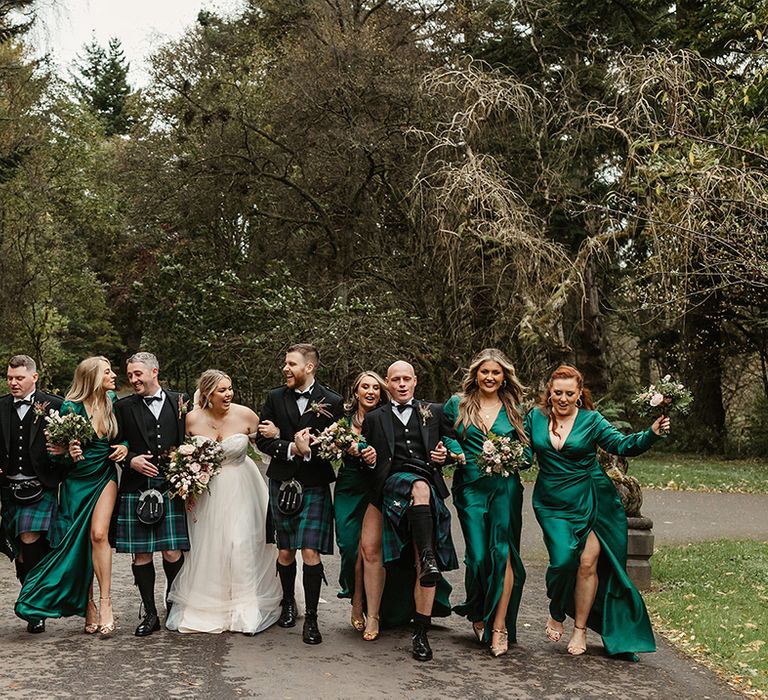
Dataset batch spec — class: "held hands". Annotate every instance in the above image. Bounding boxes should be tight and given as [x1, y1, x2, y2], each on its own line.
[452, 452, 467, 465]
[256, 420, 279, 439]
[109, 444, 128, 462]
[130, 453, 159, 477]
[293, 428, 313, 458]
[360, 445, 377, 466]
[651, 415, 671, 436]
[430, 440, 448, 465]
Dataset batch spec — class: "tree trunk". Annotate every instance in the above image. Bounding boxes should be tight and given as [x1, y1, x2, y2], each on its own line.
[575, 258, 609, 396]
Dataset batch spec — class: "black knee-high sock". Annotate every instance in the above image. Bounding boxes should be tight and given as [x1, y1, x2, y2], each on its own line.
[162, 554, 184, 606]
[408, 504, 434, 553]
[15, 557, 27, 584]
[132, 562, 157, 616]
[303, 562, 324, 615]
[19, 538, 49, 580]
[413, 611, 431, 630]
[277, 560, 297, 602]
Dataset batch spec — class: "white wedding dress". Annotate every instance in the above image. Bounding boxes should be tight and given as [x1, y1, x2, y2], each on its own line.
[166, 434, 282, 634]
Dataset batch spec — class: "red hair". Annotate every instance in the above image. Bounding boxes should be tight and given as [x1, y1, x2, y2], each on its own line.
[539, 364, 594, 437]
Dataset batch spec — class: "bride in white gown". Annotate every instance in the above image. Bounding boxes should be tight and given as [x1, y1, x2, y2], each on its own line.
[166, 370, 283, 635]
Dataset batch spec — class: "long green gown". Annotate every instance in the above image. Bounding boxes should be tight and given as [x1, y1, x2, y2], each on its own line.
[334, 429, 451, 627]
[442, 395, 526, 643]
[15, 398, 120, 623]
[524, 407, 662, 657]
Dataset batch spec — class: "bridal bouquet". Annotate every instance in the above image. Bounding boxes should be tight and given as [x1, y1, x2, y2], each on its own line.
[633, 375, 693, 417]
[44, 411, 97, 456]
[477, 432, 525, 478]
[166, 435, 224, 503]
[316, 417, 359, 469]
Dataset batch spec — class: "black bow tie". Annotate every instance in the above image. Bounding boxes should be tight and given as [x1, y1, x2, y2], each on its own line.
[295, 391, 312, 400]
[14, 399, 32, 407]
[143, 396, 161, 405]
[395, 402, 413, 413]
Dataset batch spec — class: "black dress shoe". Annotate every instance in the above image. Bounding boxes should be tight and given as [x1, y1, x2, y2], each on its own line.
[27, 619, 45, 634]
[412, 625, 433, 661]
[135, 612, 161, 637]
[277, 598, 297, 628]
[418, 549, 440, 588]
[243, 631, 257, 637]
[302, 613, 323, 644]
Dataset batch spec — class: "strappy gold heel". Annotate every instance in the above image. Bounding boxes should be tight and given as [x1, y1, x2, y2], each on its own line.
[545, 616, 564, 642]
[98, 596, 116, 637]
[84, 599, 99, 634]
[472, 621, 485, 642]
[490, 628, 508, 657]
[350, 608, 365, 632]
[362, 614, 380, 641]
[567, 624, 587, 656]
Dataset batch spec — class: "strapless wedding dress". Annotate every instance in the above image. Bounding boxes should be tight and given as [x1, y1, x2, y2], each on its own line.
[166, 434, 282, 634]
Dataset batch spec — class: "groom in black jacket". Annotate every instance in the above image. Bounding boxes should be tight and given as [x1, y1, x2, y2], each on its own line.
[361, 360, 458, 661]
[0, 354, 63, 634]
[256, 343, 343, 645]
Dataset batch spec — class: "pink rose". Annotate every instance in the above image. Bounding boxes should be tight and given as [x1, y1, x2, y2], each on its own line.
[650, 393, 664, 407]
[189, 462, 201, 473]
[197, 471, 211, 485]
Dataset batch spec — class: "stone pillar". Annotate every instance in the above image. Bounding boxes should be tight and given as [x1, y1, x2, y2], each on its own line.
[626, 515, 654, 591]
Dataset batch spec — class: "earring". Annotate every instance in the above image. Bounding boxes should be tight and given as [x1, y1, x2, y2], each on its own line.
[502, 380, 507, 388]
[576, 397, 583, 408]
[546, 396, 552, 406]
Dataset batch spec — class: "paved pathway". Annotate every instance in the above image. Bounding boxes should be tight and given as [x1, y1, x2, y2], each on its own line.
[1, 487, 765, 699]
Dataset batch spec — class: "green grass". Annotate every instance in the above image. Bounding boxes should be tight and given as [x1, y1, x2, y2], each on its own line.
[646, 540, 768, 697]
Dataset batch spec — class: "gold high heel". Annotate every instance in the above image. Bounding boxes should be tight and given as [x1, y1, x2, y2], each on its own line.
[84, 599, 99, 634]
[490, 628, 508, 657]
[545, 616, 564, 642]
[472, 621, 485, 642]
[98, 596, 116, 637]
[567, 624, 587, 656]
[362, 614, 380, 641]
[350, 608, 365, 632]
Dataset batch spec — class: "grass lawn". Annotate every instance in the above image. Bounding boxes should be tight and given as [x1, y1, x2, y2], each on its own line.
[646, 540, 768, 698]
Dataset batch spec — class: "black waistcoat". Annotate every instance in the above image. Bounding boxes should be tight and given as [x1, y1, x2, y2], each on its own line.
[7, 409, 34, 477]
[391, 409, 427, 468]
[142, 399, 178, 473]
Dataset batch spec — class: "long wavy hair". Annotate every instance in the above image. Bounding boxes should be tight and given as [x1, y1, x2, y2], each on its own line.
[195, 369, 231, 409]
[65, 356, 118, 439]
[345, 371, 389, 429]
[455, 348, 527, 443]
[538, 364, 595, 437]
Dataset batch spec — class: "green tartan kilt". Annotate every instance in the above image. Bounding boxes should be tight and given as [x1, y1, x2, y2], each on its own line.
[268, 479, 334, 555]
[0, 486, 57, 548]
[113, 484, 190, 553]
[381, 472, 458, 571]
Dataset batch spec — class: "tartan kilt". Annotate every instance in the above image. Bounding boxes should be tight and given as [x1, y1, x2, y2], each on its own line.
[0, 486, 57, 545]
[113, 483, 190, 553]
[381, 472, 458, 571]
[268, 479, 334, 555]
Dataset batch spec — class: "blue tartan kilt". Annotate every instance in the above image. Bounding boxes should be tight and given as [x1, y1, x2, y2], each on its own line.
[381, 472, 458, 571]
[268, 479, 334, 555]
[113, 483, 190, 553]
[0, 486, 57, 544]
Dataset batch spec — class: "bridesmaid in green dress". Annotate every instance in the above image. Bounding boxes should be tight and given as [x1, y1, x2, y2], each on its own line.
[442, 348, 528, 657]
[15, 357, 127, 636]
[525, 364, 669, 659]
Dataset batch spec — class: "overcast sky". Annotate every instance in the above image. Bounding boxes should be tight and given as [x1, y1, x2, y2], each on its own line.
[29, 0, 247, 86]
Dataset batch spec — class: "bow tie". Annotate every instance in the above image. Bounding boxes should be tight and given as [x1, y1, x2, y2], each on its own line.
[143, 396, 161, 405]
[395, 402, 413, 413]
[295, 391, 312, 400]
[14, 399, 32, 407]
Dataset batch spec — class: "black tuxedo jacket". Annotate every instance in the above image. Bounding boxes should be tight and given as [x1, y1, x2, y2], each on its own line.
[115, 391, 187, 493]
[0, 390, 64, 488]
[256, 382, 344, 486]
[362, 400, 453, 499]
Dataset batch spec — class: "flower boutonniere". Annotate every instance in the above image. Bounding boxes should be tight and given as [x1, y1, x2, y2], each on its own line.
[418, 403, 433, 426]
[33, 401, 50, 424]
[309, 399, 333, 419]
[177, 395, 190, 420]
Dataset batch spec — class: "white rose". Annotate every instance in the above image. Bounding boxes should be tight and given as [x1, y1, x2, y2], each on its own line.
[178, 444, 195, 456]
[482, 440, 494, 455]
[650, 393, 664, 407]
[189, 462, 201, 473]
[662, 374, 671, 383]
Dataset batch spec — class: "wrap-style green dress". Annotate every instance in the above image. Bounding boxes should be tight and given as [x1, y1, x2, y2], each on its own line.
[15, 396, 121, 623]
[524, 407, 661, 657]
[442, 395, 526, 643]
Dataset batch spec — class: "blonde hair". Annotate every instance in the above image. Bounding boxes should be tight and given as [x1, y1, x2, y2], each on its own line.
[455, 348, 528, 444]
[66, 356, 118, 439]
[346, 371, 389, 428]
[195, 369, 231, 409]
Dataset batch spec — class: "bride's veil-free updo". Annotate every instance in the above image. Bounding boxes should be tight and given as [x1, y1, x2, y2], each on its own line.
[195, 369, 232, 409]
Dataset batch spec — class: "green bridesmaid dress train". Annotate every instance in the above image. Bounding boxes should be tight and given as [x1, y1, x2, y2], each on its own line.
[15, 399, 120, 623]
[442, 395, 526, 643]
[525, 408, 662, 657]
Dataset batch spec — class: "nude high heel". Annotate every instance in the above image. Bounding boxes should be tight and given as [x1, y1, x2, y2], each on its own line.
[490, 628, 508, 657]
[84, 599, 99, 634]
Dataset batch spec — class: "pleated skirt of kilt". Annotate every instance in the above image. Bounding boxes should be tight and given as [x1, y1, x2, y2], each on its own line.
[113, 487, 190, 553]
[0, 486, 57, 543]
[268, 479, 334, 555]
[381, 472, 458, 571]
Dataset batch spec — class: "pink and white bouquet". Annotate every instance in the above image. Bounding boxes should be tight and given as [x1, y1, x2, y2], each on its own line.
[476, 432, 525, 478]
[633, 375, 693, 417]
[316, 417, 359, 469]
[166, 435, 224, 503]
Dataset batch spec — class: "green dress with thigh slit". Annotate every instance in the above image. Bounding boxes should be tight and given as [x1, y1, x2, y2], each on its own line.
[524, 407, 662, 657]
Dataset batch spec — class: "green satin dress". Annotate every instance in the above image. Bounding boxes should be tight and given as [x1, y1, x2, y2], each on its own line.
[442, 395, 526, 643]
[525, 408, 662, 657]
[15, 398, 120, 623]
